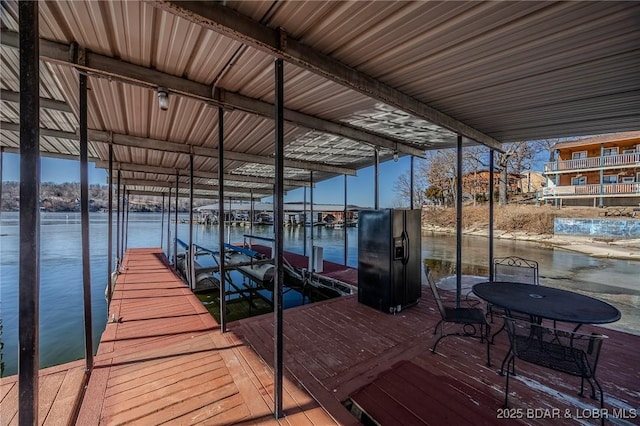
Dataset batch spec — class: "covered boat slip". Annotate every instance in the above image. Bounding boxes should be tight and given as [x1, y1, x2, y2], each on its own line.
[4, 0, 639, 423]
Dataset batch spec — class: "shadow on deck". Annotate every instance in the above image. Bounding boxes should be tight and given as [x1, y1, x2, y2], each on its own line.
[230, 287, 640, 425]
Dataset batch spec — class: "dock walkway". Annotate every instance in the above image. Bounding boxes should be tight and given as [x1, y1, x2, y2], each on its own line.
[79, 247, 337, 425]
[1, 248, 338, 425]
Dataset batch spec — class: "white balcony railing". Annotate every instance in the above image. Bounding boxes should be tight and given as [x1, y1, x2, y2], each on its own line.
[541, 183, 640, 197]
[544, 152, 640, 173]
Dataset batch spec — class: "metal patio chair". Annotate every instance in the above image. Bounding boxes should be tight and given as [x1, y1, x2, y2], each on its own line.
[503, 318, 607, 419]
[488, 256, 540, 326]
[425, 266, 491, 365]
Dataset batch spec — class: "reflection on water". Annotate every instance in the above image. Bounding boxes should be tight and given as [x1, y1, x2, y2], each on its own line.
[1, 212, 638, 377]
[421, 232, 640, 336]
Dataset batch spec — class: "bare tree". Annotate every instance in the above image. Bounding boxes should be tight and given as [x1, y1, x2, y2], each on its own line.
[535, 138, 561, 163]
[426, 150, 458, 206]
[392, 158, 429, 207]
[495, 142, 542, 205]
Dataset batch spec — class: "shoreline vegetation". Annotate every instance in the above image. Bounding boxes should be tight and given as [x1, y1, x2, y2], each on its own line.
[2, 182, 638, 260]
[0, 182, 200, 212]
[423, 204, 640, 261]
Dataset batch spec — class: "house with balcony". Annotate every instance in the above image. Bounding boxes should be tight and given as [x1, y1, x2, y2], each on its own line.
[541, 132, 640, 207]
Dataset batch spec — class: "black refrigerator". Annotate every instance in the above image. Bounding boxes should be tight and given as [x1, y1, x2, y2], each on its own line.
[358, 208, 422, 313]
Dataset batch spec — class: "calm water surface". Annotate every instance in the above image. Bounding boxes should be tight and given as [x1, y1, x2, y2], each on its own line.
[1, 211, 638, 376]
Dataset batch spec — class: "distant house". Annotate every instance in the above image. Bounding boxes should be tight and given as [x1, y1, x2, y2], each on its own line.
[541, 132, 640, 207]
[461, 170, 521, 201]
[518, 171, 546, 194]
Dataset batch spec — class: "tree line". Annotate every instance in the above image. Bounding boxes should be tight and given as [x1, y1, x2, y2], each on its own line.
[393, 139, 562, 207]
[0, 182, 200, 212]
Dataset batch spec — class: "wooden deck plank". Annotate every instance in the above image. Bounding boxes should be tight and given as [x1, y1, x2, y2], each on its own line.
[0, 361, 86, 426]
[43, 366, 86, 426]
[71, 248, 338, 425]
[232, 283, 640, 426]
[0, 379, 18, 426]
[36, 370, 66, 423]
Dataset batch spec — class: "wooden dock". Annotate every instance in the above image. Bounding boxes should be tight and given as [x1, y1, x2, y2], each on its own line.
[3, 248, 638, 425]
[231, 288, 640, 425]
[1, 248, 338, 425]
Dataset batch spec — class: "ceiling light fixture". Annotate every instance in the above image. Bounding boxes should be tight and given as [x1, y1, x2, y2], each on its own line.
[157, 87, 169, 111]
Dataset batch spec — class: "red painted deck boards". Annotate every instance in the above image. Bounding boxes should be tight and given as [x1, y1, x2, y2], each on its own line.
[231, 286, 640, 425]
[74, 247, 338, 425]
[5, 248, 638, 425]
[0, 360, 86, 426]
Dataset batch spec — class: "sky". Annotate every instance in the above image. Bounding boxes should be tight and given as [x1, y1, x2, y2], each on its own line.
[1, 152, 410, 208]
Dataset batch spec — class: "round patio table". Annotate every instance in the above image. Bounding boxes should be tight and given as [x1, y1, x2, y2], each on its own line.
[472, 281, 621, 325]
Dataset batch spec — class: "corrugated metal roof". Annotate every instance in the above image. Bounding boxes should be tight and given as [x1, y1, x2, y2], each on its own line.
[551, 131, 640, 150]
[1, 0, 638, 198]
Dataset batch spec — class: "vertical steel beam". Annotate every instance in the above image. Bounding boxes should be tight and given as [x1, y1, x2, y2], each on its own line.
[167, 187, 171, 259]
[121, 184, 126, 259]
[344, 174, 348, 266]
[228, 197, 232, 243]
[410, 156, 415, 209]
[309, 171, 314, 254]
[303, 187, 307, 257]
[116, 169, 121, 264]
[455, 135, 463, 308]
[489, 150, 495, 281]
[160, 193, 165, 250]
[189, 154, 195, 290]
[79, 65, 94, 372]
[273, 57, 285, 419]
[217, 107, 226, 332]
[107, 145, 113, 304]
[374, 148, 380, 209]
[124, 189, 130, 252]
[18, 2, 40, 422]
[250, 190, 254, 235]
[174, 172, 178, 264]
[599, 143, 604, 207]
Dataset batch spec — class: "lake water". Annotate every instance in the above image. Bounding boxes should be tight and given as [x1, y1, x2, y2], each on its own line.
[1, 211, 639, 377]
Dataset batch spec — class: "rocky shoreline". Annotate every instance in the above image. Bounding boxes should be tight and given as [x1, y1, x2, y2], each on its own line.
[422, 225, 640, 261]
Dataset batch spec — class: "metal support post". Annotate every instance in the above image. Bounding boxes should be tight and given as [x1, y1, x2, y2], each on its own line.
[79, 64, 94, 372]
[228, 197, 232, 243]
[174, 172, 178, 264]
[107, 145, 113, 303]
[116, 170, 121, 265]
[218, 106, 227, 332]
[410, 156, 415, 209]
[344, 175, 348, 266]
[455, 135, 463, 308]
[374, 148, 380, 209]
[121, 184, 126, 259]
[189, 154, 195, 290]
[273, 57, 285, 419]
[160, 193, 165, 250]
[303, 187, 307, 257]
[18, 2, 40, 422]
[599, 144, 604, 207]
[250, 190, 254, 235]
[309, 171, 314, 255]
[124, 189, 130, 252]
[167, 187, 171, 259]
[489, 149, 495, 281]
